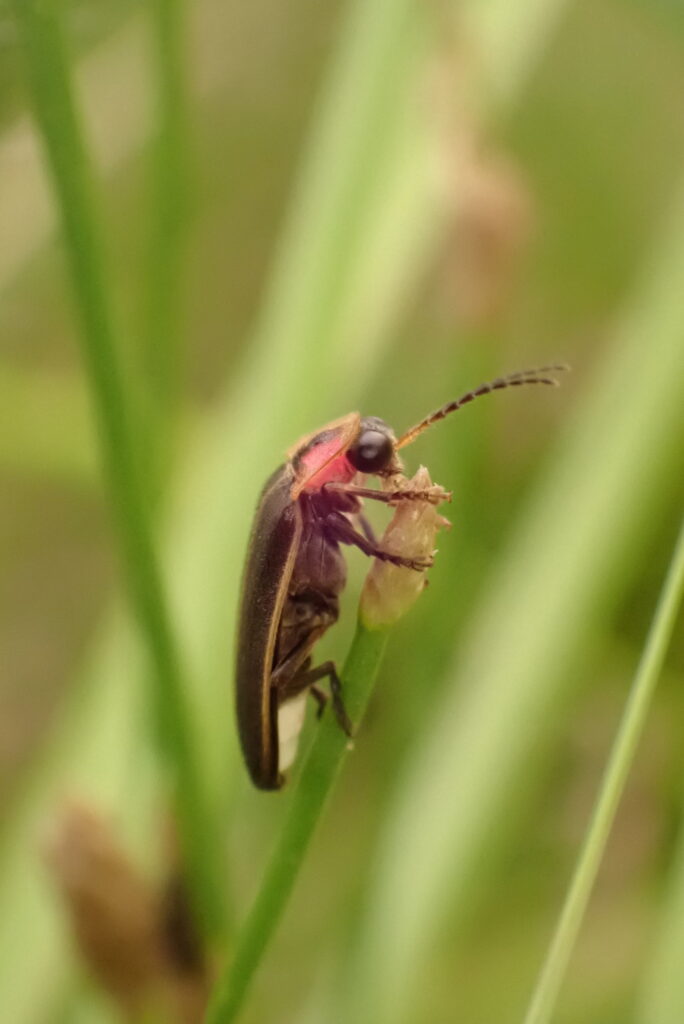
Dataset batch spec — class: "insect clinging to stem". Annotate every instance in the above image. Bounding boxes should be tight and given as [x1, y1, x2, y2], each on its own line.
[235, 365, 566, 790]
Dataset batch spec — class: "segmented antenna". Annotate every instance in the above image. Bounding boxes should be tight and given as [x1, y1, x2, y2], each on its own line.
[395, 364, 568, 450]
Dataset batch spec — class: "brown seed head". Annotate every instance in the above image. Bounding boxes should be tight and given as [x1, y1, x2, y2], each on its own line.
[43, 800, 162, 1014]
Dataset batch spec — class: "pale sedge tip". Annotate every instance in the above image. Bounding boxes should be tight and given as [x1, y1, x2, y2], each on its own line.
[361, 467, 451, 629]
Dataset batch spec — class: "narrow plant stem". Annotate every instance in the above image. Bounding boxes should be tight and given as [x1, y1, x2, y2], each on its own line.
[12, 0, 225, 940]
[142, 0, 190, 488]
[205, 620, 389, 1024]
[523, 515, 684, 1024]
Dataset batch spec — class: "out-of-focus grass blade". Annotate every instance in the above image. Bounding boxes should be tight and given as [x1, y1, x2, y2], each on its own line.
[523, 516, 684, 1024]
[0, 0, 242, 298]
[11, 0, 226, 938]
[344, 179, 684, 1024]
[0, 11, 151, 296]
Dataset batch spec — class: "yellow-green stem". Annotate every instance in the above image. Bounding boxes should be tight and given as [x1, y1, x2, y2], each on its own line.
[205, 620, 389, 1024]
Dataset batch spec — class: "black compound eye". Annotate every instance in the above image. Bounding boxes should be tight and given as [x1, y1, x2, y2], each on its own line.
[348, 430, 394, 473]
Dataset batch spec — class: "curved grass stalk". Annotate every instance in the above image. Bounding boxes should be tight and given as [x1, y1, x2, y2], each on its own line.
[11, 0, 225, 939]
[523, 516, 684, 1024]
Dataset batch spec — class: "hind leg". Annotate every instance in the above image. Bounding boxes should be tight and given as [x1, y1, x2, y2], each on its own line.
[278, 659, 353, 736]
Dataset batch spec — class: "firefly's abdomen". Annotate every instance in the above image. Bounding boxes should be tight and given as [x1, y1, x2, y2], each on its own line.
[235, 465, 302, 788]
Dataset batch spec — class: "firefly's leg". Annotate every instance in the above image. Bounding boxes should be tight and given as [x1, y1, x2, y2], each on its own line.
[323, 482, 450, 506]
[309, 684, 328, 719]
[298, 661, 353, 736]
[324, 511, 433, 571]
[270, 603, 337, 694]
[277, 658, 353, 736]
[357, 512, 377, 545]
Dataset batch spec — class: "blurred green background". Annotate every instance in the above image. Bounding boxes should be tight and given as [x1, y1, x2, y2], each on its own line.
[1, 0, 684, 1022]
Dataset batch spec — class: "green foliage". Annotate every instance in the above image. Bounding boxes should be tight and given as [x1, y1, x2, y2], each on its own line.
[0, 0, 683, 1022]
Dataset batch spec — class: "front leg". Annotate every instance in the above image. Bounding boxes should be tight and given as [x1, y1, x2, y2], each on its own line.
[357, 512, 378, 545]
[323, 482, 451, 506]
[324, 511, 433, 571]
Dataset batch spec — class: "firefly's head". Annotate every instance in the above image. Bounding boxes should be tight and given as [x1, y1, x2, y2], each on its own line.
[347, 417, 402, 476]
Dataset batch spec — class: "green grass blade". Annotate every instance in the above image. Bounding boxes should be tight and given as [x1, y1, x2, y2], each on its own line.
[0, 11, 150, 297]
[523, 516, 684, 1024]
[344, 178, 684, 1024]
[140, 0, 190, 481]
[10, 0, 225, 939]
[205, 621, 389, 1024]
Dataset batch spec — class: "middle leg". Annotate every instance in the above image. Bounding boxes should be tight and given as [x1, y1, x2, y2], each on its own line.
[324, 511, 434, 571]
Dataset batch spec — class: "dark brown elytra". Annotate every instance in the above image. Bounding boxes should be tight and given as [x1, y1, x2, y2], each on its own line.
[235, 366, 566, 789]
